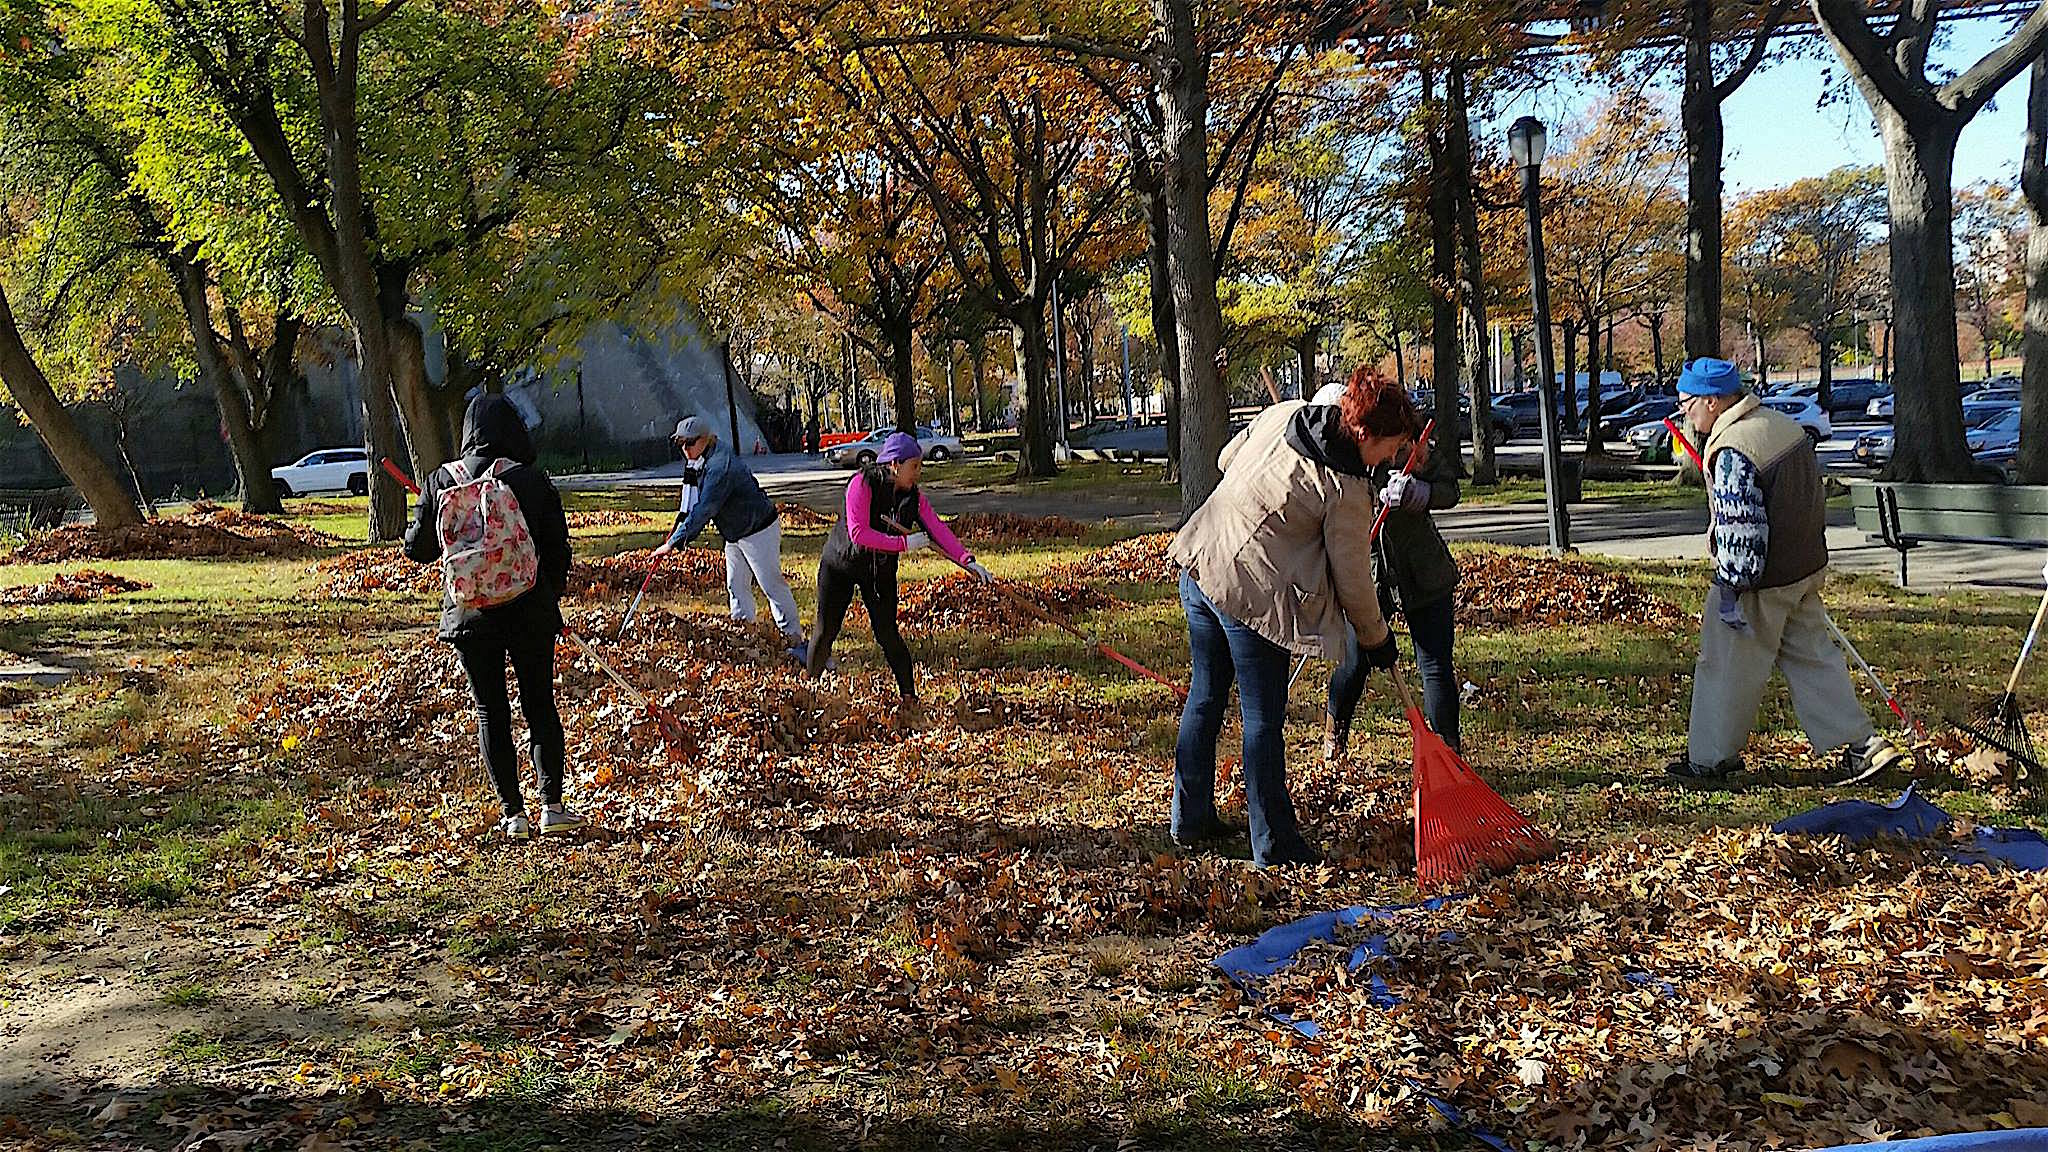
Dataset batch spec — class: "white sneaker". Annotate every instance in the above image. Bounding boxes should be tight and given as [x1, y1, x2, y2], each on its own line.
[537, 805, 584, 835]
[497, 814, 532, 841]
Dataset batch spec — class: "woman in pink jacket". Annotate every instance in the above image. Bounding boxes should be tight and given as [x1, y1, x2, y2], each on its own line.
[805, 432, 991, 716]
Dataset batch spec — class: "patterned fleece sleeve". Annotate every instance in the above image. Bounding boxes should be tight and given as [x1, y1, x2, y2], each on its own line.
[1709, 448, 1768, 590]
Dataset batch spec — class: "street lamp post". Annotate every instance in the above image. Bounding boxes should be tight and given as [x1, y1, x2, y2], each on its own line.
[1509, 115, 1572, 554]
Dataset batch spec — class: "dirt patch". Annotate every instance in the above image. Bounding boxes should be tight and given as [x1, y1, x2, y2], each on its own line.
[0, 570, 151, 606]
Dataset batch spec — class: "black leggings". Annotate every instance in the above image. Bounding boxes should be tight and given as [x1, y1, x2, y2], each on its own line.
[807, 557, 916, 698]
[456, 633, 566, 816]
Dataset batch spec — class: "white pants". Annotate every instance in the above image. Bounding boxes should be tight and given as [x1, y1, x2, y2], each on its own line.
[1688, 569, 1873, 766]
[725, 520, 802, 641]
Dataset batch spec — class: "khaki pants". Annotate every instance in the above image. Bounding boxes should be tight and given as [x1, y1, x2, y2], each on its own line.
[1688, 570, 1873, 767]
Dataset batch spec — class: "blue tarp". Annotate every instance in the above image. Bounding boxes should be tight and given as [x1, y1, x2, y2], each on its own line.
[1824, 1131, 2048, 1151]
[1769, 785, 2048, 872]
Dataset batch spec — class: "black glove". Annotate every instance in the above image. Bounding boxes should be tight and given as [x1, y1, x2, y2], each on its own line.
[1363, 630, 1399, 671]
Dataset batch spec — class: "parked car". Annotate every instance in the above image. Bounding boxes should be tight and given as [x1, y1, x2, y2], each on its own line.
[824, 426, 965, 468]
[1962, 389, 2021, 428]
[1853, 428, 1893, 468]
[1969, 408, 2023, 482]
[270, 448, 369, 498]
[1760, 396, 1832, 442]
[1624, 419, 1675, 463]
[1865, 392, 1894, 421]
[1599, 396, 1680, 441]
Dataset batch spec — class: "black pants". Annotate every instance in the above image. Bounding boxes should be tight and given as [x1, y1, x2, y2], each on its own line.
[456, 633, 566, 816]
[1327, 591, 1460, 751]
[807, 557, 916, 698]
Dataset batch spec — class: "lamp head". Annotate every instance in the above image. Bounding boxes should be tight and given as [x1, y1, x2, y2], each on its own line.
[1508, 116, 1547, 169]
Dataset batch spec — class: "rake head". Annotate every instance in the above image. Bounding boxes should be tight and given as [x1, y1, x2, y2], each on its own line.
[1408, 707, 1552, 889]
[1961, 691, 2045, 804]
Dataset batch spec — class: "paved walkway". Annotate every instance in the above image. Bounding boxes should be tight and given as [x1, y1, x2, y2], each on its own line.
[559, 452, 2042, 594]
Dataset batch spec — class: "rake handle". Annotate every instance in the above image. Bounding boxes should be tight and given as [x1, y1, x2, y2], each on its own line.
[1663, 418, 1704, 470]
[2006, 586, 2048, 697]
[564, 630, 651, 710]
[1821, 610, 1924, 739]
[1386, 659, 1421, 717]
[1368, 419, 1437, 543]
[618, 553, 665, 639]
[380, 457, 421, 495]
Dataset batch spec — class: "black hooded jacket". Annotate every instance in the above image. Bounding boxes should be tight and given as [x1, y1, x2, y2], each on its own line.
[403, 394, 572, 644]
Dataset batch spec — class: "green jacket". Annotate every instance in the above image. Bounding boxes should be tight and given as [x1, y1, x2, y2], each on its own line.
[1370, 448, 1461, 614]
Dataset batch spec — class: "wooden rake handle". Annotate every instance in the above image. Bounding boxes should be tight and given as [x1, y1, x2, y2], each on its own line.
[2005, 585, 2048, 696]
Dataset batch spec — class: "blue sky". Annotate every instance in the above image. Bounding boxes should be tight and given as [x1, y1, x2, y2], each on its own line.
[1493, 18, 2030, 193]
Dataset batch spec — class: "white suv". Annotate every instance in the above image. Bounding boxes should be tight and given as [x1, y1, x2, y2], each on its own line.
[271, 448, 370, 498]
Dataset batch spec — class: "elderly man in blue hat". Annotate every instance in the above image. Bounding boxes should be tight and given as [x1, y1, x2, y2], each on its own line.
[1667, 358, 1904, 784]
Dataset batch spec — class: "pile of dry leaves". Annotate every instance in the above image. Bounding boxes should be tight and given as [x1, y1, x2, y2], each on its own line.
[1251, 830, 2048, 1149]
[182, 501, 339, 549]
[308, 549, 444, 598]
[946, 512, 1091, 545]
[1, 519, 319, 564]
[898, 572, 1111, 637]
[777, 501, 833, 530]
[0, 569, 151, 605]
[566, 510, 659, 529]
[1058, 533, 1177, 584]
[568, 547, 751, 601]
[1456, 551, 1687, 630]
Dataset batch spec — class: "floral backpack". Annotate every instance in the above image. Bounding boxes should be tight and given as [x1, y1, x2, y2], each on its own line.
[434, 458, 538, 610]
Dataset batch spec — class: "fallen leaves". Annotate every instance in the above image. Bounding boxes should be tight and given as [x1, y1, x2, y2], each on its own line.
[1057, 534, 1177, 584]
[308, 550, 443, 598]
[1456, 551, 1687, 630]
[946, 512, 1091, 545]
[566, 509, 659, 529]
[3, 519, 319, 564]
[0, 569, 151, 605]
[898, 573, 1111, 638]
[777, 502, 833, 531]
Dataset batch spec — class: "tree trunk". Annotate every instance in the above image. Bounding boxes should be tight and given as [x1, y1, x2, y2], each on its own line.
[1156, 0, 1225, 516]
[1586, 315, 1607, 455]
[1295, 325, 1319, 399]
[1510, 326, 1526, 388]
[883, 320, 917, 432]
[167, 256, 286, 514]
[1449, 65, 1493, 485]
[1876, 109, 1976, 480]
[1424, 67, 1463, 471]
[1011, 307, 1058, 477]
[114, 421, 155, 518]
[2022, 54, 2048, 484]
[1649, 311, 1667, 380]
[0, 285, 143, 528]
[969, 334, 987, 434]
[1562, 319, 1579, 436]
[1682, 0, 1726, 360]
[1817, 329, 1835, 411]
[1392, 324, 1406, 389]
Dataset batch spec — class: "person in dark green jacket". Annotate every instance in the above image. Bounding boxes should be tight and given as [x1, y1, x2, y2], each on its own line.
[1315, 384, 1462, 757]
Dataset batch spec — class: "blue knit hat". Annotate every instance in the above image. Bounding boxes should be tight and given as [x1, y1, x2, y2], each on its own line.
[1677, 358, 1742, 397]
[876, 431, 923, 464]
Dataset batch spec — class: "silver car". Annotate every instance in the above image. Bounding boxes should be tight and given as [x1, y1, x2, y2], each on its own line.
[824, 426, 965, 468]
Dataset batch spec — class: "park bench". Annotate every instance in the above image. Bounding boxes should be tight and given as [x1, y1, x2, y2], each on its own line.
[1848, 480, 2048, 586]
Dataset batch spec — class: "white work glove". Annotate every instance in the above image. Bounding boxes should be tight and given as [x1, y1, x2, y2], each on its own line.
[901, 531, 930, 553]
[964, 560, 994, 583]
[1383, 473, 1431, 511]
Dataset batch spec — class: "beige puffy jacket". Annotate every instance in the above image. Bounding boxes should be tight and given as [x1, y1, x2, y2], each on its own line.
[1169, 401, 1390, 658]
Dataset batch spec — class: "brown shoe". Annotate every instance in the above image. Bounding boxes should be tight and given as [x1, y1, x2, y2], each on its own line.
[1322, 714, 1348, 764]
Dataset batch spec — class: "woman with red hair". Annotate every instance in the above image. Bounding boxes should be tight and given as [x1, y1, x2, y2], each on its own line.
[1168, 368, 1423, 867]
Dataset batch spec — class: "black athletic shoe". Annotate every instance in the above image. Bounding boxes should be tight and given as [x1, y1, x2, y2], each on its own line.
[1664, 755, 1747, 788]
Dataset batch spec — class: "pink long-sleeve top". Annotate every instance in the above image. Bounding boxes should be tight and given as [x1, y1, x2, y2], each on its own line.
[845, 471, 973, 565]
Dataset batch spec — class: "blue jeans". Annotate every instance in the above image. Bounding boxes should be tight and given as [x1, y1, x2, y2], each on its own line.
[1174, 571, 1309, 864]
[1327, 591, 1459, 750]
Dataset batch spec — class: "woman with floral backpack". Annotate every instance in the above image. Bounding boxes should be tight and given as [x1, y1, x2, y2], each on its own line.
[404, 394, 578, 841]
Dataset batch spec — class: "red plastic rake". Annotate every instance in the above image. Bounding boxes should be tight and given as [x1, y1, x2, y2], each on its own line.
[1392, 664, 1550, 888]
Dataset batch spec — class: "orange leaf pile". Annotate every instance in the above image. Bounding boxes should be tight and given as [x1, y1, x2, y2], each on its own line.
[898, 572, 1109, 637]
[1057, 533, 1177, 584]
[0, 568, 151, 605]
[777, 501, 833, 530]
[567, 509, 660, 529]
[1, 519, 320, 564]
[1456, 551, 1686, 630]
[309, 549, 445, 598]
[946, 512, 1090, 544]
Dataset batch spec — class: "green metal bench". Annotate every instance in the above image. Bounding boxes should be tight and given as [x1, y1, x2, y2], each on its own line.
[1848, 480, 2048, 586]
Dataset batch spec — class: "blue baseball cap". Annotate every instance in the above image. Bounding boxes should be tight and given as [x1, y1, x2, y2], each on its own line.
[1677, 358, 1742, 397]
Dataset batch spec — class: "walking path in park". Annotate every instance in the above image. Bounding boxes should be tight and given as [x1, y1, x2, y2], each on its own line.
[560, 452, 2044, 592]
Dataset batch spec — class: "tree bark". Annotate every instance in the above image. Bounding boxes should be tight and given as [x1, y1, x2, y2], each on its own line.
[1392, 324, 1406, 389]
[1586, 315, 1607, 455]
[1449, 65, 1493, 485]
[2022, 53, 2048, 484]
[1423, 68, 1462, 471]
[167, 256, 286, 514]
[1011, 307, 1057, 478]
[1682, 0, 1726, 360]
[1648, 311, 1666, 380]
[882, 318, 917, 432]
[1142, 181, 1185, 485]
[1562, 319, 1580, 436]
[0, 285, 143, 528]
[1817, 329, 1835, 411]
[1876, 108, 1976, 480]
[1156, 0, 1227, 516]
